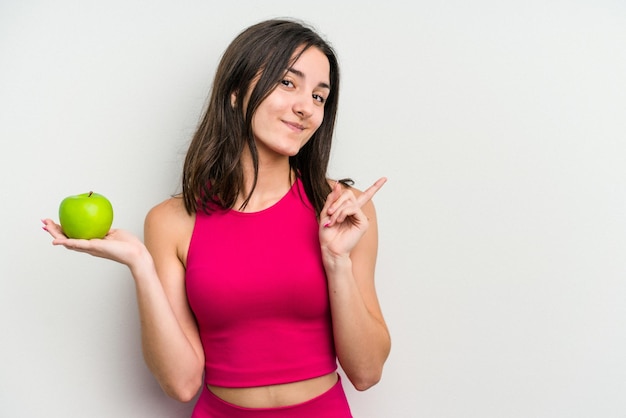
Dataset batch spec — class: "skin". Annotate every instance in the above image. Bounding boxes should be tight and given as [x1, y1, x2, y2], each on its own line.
[42, 46, 390, 408]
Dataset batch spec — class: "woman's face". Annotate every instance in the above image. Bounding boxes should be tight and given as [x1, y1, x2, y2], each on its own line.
[248, 46, 331, 160]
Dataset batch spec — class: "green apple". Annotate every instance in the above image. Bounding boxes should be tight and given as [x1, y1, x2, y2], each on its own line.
[59, 191, 114, 239]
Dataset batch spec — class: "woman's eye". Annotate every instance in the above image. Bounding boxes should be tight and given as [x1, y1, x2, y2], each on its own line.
[313, 94, 326, 104]
[281, 79, 294, 88]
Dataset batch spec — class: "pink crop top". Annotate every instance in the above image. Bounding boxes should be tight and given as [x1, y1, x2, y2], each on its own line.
[185, 178, 337, 387]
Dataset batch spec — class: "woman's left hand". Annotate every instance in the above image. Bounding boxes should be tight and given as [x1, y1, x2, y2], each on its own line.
[319, 177, 386, 260]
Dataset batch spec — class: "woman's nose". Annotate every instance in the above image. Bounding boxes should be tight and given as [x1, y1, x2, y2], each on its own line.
[292, 92, 313, 118]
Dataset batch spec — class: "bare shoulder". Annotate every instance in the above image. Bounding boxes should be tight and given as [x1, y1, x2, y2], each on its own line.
[146, 195, 192, 224]
[144, 196, 195, 262]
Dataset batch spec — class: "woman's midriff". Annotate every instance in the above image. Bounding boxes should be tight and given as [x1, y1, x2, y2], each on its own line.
[206, 372, 339, 408]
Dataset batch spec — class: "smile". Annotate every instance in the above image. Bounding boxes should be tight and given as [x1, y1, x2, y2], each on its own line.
[283, 120, 305, 132]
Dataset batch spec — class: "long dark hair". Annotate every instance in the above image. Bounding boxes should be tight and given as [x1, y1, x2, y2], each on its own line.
[182, 19, 341, 216]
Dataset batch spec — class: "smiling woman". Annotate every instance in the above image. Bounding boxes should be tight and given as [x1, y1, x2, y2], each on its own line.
[43, 18, 389, 418]
[248, 47, 331, 162]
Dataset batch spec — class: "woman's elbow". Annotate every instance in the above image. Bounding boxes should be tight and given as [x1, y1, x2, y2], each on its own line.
[161, 376, 203, 403]
[348, 367, 384, 391]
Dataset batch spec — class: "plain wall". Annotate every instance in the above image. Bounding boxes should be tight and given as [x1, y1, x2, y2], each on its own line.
[2, 1, 626, 417]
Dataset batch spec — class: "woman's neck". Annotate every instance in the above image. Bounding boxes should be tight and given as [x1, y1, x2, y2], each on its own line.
[237, 147, 294, 212]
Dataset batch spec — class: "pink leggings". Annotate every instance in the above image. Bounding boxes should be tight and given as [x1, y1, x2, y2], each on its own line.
[190, 375, 353, 418]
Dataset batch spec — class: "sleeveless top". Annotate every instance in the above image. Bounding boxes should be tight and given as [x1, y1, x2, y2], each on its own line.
[185, 178, 337, 387]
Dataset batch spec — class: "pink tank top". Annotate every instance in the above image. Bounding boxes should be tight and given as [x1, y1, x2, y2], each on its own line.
[186, 178, 337, 387]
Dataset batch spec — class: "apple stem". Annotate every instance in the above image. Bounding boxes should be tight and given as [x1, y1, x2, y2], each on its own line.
[88, 191, 93, 197]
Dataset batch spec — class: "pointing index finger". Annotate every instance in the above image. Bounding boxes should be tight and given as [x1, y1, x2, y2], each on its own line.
[357, 177, 387, 207]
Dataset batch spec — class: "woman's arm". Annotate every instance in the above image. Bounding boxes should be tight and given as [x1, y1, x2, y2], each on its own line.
[319, 179, 391, 391]
[42, 197, 204, 402]
[139, 197, 205, 401]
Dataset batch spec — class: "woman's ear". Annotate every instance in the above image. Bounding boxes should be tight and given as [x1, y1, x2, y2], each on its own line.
[230, 92, 237, 108]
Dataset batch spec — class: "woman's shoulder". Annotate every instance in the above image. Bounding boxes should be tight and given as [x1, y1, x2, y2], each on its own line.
[144, 195, 196, 263]
[145, 195, 195, 235]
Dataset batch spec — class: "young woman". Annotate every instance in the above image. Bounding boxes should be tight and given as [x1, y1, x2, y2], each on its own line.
[43, 18, 390, 417]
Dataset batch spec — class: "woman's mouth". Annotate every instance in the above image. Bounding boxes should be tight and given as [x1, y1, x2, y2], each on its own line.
[283, 120, 305, 132]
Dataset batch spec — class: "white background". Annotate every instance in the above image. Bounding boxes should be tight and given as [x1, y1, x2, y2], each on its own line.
[2, 1, 626, 417]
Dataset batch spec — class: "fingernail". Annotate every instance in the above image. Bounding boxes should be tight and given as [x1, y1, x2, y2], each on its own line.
[42, 226, 48, 231]
[323, 222, 331, 228]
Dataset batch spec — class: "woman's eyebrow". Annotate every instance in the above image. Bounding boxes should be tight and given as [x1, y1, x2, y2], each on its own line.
[287, 67, 331, 90]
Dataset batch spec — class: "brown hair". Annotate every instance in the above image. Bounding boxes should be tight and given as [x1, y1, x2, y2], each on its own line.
[182, 18, 341, 215]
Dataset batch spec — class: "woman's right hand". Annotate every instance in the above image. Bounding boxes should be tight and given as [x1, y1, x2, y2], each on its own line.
[42, 218, 150, 269]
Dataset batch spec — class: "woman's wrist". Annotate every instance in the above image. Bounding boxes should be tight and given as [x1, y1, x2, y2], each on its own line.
[322, 252, 352, 275]
[128, 245, 156, 279]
